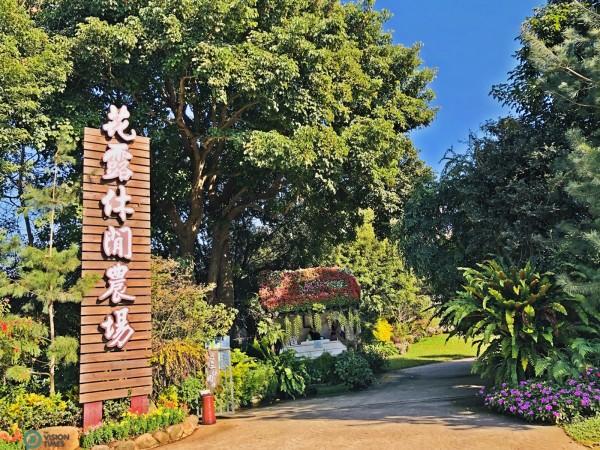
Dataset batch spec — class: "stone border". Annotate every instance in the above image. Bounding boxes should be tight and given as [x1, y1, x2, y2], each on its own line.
[33, 415, 200, 450]
[89, 415, 199, 450]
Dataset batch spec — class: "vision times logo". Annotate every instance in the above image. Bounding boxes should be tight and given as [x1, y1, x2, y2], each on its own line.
[23, 430, 42, 450]
[23, 429, 69, 449]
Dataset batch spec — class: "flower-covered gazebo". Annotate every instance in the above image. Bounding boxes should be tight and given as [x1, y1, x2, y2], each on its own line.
[259, 267, 361, 357]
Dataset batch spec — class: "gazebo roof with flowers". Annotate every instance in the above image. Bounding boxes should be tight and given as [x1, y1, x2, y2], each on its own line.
[258, 267, 361, 313]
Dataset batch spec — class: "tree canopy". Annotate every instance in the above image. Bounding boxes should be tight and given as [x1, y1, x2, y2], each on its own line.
[326, 210, 429, 323]
[36, 0, 434, 303]
[400, 1, 598, 300]
[0, 0, 71, 238]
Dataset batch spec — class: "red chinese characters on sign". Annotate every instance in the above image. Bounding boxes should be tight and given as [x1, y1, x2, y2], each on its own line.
[99, 105, 137, 350]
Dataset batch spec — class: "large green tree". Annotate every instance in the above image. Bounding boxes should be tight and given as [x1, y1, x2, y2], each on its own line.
[528, 2, 600, 311]
[0, 0, 71, 242]
[5, 137, 97, 394]
[37, 0, 434, 303]
[400, 1, 596, 300]
[401, 118, 582, 299]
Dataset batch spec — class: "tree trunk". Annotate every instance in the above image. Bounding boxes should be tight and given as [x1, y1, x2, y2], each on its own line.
[207, 222, 234, 305]
[217, 241, 234, 306]
[17, 147, 34, 245]
[178, 225, 197, 261]
[48, 301, 55, 395]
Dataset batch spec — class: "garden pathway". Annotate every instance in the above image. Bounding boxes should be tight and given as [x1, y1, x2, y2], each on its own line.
[164, 359, 583, 450]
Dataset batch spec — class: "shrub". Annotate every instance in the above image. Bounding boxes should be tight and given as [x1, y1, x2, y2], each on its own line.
[151, 257, 237, 345]
[151, 339, 206, 391]
[481, 368, 600, 424]
[438, 259, 600, 385]
[303, 352, 339, 385]
[103, 398, 130, 423]
[80, 406, 186, 448]
[372, 318, 393, 343]
[229, 350, 276, 407]
[178, 375, 205, 414]
[0, 392, 80, 430]
[156, 385, 179, 409]
[359, 343, 396, 373]
[0, 312, 47, 383]
[151, 257, 237, 391]
[252, 332, 307, 399]
[334, 351, 374, 390]
[274, 350, 308, 399]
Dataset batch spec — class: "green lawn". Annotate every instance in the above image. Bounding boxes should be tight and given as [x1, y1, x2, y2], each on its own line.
[563, 416, 600, 447]
[386, 333, 478, 371]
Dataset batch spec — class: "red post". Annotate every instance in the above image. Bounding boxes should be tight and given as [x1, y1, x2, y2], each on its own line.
[83, 401, 102, 431]
[202, 394, 216, 425]
[130, 395, 149, 415]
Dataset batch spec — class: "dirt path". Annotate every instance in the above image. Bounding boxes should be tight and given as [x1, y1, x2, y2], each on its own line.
[165, 359, 583, 450]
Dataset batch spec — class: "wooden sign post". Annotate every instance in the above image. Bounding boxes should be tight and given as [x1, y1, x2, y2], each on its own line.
[80, 106, 152, 430]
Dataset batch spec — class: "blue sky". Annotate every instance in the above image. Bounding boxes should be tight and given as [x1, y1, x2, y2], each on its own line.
[375, 0, 543, 173]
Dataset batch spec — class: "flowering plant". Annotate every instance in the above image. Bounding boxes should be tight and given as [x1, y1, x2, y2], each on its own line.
[0, 391, 80, 431]
[80, 405, 186, 448]
[481, 368, 600, 423]
[259, 267, 360, 311]
[0, 425, 22, 443]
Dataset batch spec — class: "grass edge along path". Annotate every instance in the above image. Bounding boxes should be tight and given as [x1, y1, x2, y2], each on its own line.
[386, 333, 478, 371]
[563, 415, 600, 448]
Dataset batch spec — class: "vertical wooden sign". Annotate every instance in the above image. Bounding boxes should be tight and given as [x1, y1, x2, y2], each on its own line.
[80, 106, 152, 429]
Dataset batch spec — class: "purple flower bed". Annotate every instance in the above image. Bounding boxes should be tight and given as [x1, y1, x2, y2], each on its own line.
[480, 368, 600, 424]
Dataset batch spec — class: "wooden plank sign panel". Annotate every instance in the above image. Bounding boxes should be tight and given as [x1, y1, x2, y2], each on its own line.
[80, 105, 152, 404]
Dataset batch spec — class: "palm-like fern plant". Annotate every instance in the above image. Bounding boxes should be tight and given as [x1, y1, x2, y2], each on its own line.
[438, 259, 600, 385]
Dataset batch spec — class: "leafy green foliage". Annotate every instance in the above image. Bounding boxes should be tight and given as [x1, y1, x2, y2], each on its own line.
[400, 118, 581, 300]
[37, 0, 434, 305]
[0, 311, 46, 383]
[177, 375, 205, 414]
[151, 339, 205, 393]
[326, 209, 430, 322]
[2, 130, 97, 394]
[439, 259, 600, 385]
[333, 351, 374, 390]
[7, 243, 97, 393]
[358, 343, 393, 373]
[102, 399, 130, 424]
[0, 0, 71, 235]
[228, 349, 276, 407]
[302, 352, 339, 385]
[0, 391, 80, 430]
[564, 414, 600, 447]
[151, 257, 237, 391]
[554, 135, 600, 341]
[400, 2, 600, 302]
[251, 325, 307, 399]
[0, 440, 22, 450]
[152, 257, 237, 344]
